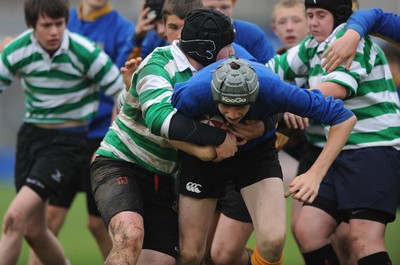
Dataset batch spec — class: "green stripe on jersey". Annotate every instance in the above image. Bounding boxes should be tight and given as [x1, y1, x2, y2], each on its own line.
[0, 29, 122, 124]
[99, 44, 194, 176]
[267, 25, 400, 149]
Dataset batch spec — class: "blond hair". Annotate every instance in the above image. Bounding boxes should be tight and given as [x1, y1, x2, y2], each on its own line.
[271, 0, 305, 23]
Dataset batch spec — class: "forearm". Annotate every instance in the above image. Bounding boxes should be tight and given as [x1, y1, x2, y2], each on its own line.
[168, 140, 217, 161]
[308, 115, 356, 179]
[284, 114, 356, 203]
[168, 113, 226, 146]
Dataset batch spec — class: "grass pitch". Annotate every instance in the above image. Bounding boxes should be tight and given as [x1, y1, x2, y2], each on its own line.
[0, 184, 399, 264]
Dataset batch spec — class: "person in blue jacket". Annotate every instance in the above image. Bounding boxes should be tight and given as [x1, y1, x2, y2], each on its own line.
[28, 0, 135, 264]
[127, 0, 168, 60]
[171, 58, 356, 265]
[202, 0, 275, 64]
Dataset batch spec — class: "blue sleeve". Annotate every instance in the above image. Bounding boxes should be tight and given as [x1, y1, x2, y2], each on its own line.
[251, 62, 354, 126]
[233, 20, 276, 64]
[347, 8, 400, 45]
[232, 43, 258, 62]
[174, 59, 353, 127]
[172, 59, 354, 150]
[172, 60, 225, 117]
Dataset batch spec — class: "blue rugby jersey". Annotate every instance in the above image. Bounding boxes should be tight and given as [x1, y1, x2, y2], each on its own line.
[172, 59, 354, 151]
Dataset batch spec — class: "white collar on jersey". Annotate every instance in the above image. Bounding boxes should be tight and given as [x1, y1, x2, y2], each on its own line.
[171, 40, 197, 74]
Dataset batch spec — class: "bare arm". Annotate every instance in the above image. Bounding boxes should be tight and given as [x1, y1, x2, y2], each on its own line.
[315, 82, 349, 99]
[168, 140, 217, 161]
[285, 82, 353, 202]
[285, 114, 356, 203]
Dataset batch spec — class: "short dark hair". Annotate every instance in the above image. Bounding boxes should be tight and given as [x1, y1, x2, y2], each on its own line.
[24, 0, 69, 28]
[162, 0, 203, 21]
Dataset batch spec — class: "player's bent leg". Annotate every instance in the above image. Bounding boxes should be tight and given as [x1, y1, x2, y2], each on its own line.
[203, 210, 222, 265]
[0, 186, 45, 265]
[210, 213, 253, 265]
[25, 211, 68, 265]
[293, 205, 337, 252]
[28, 205, 69, 265]
[293, 205, 340, 265]
[290, 199, 303, 233]
[177, 195, 217, 265]
[88, 214, 112, 260]
[241, 178, 286, 264]
[348, 219, 387, 261]
[19, 187, 68, 265]
[330, 223, 356, 265]
[46, 205, 68, 234]
[105, 211, 144, 265]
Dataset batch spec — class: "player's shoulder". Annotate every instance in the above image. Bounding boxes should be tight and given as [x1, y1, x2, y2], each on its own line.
[68, 30, 96, 48]
[106, 9, 135, 28]
[2, 29, 33, 56]
[233, 19, 264, 33]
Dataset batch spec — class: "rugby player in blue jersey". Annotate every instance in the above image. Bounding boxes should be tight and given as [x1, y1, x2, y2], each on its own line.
[171, 57, 356, 265]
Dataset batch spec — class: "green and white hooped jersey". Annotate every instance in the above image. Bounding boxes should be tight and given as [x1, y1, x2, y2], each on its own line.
[0, 29, 123, 124]
[267, 24, 400, 150]
[97, 42, 196, 177]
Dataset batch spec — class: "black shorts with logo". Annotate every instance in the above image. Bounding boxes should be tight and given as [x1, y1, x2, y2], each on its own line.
[90, 156, 179, 258]
[48, 137, 102, 216]
[14, 123, 88, 201]
[178, 136, 282, 199]
[308, 147, 400, 224]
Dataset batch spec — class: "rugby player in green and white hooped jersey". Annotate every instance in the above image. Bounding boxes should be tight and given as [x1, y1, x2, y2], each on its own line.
[268, 0, 400, 264]
[0, 29, 121, 125]
[0, 0, 123, 264]
[91, 8, 238, 265]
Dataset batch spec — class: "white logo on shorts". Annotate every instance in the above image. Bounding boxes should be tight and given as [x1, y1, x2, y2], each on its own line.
[186, 182, 202, 193]
[26, 178, 45, 189]
[51, 169, 62, 183]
